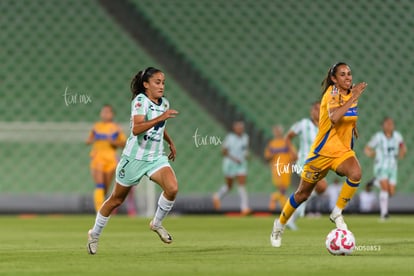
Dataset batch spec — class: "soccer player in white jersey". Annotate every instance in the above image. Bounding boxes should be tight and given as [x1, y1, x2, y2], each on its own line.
[285, 102, 327, 229]
[213, 121, 251, 215]
[87, 67, 179, 254]
[364, 117, 406, 221]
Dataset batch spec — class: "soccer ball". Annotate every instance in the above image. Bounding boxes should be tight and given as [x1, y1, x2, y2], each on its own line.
[325, 228, 356, 255]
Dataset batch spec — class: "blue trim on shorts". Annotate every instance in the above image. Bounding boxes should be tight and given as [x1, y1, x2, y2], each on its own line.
[304, 153, 319, 164]
[289, 194, 300, 208]
[346, 178, 360, 187]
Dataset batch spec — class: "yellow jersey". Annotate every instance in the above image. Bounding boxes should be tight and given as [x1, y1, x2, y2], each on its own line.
[265, 138, 293, 167]
[310, 85, 358, 157]
[89, 122, 126, 158]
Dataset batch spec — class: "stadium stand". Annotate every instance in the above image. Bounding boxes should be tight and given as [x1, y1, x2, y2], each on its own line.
[131, 0, 413, 193]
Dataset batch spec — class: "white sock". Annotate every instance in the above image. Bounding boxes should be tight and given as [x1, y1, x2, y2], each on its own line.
[273, 218, 284, 229]
[238, 185, 249, 210]
[331, 206, 343, 217]
[379, 190, 389, 217]
[216, 185, 229, 199]
[91, 212, 110, 237]
[153, 194, 175, 227]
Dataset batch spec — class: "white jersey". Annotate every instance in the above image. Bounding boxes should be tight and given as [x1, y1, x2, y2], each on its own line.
[222, 133, 249, 163]
[367, 131, 404, 169]
[122, 94, 169, 162]
[289, 118, 318, 166]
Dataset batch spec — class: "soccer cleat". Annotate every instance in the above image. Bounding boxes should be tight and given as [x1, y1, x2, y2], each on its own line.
[150, 221, 173, 244]
[379, 213, 389, 222]
[329, 213, 348, 230]
[270, 225, 285, 248]
[212, 194, 221, 210]
[87, 229, 99, 255]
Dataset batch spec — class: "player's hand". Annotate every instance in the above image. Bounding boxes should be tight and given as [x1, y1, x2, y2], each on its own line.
[168, 143, 177, 161]
[351, 82, 367, 102]
[162, 109, 179, 120]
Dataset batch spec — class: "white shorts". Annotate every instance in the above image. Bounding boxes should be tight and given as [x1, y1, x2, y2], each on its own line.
[373, 165, 397, 186]
[222, 158, 247, 178]
[115, 155, 171, 186]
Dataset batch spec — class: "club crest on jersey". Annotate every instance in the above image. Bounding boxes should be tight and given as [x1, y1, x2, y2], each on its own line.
[118, 169, 125, 179]
[331, 85, 339, 96]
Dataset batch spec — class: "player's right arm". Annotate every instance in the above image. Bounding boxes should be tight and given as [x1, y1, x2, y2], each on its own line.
[131, 110, 178, 136]
[364, 134, 377, 158]
[364, 145, 375, 158]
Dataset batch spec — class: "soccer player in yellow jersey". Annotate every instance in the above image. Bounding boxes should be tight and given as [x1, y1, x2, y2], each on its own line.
[86, 105, 127, 212]
[264, 125, 296, 211]
[270, 62, 367, 247]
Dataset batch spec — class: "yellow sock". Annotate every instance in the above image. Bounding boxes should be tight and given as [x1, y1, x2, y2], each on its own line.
[335, 178, 360, 209]
[94, 183, 106, 212]
[279, 194, 299, 224]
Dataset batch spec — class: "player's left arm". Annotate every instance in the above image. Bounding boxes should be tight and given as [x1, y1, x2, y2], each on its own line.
[352, 123, 359, 139]
[398, 140, 407, 160]
[164, 128, 176, 161]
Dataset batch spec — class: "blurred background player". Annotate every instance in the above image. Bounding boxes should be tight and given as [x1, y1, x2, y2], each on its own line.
[358, 178, 378, 213]
[212, 121, 251, 215]
[364, 117, 406, 220]
[264, 125, 296, 212]
[284, 101, 327, 229]
[86, 105, 137, 214]
[270, 62, 367, 248]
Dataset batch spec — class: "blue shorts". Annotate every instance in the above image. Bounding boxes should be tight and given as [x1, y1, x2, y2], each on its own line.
[115, 155, 171, 186]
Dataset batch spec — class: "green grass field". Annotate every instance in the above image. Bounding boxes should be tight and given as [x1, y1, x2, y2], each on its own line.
[0, 214, 413, 275]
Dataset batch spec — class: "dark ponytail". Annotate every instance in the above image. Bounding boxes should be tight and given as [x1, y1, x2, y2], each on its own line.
[130, 67, 162, 100]
[321, 62, 348, 97]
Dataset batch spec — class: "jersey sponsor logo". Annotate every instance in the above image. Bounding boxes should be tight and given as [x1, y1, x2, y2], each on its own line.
[149, 105, 166, 112]
[135, 102, 142, 108]
[143, 134, 161, 142]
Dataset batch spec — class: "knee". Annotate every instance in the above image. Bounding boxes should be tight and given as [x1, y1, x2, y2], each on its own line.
[164, 182, 179, 199]
[348, 169, 362, 183]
